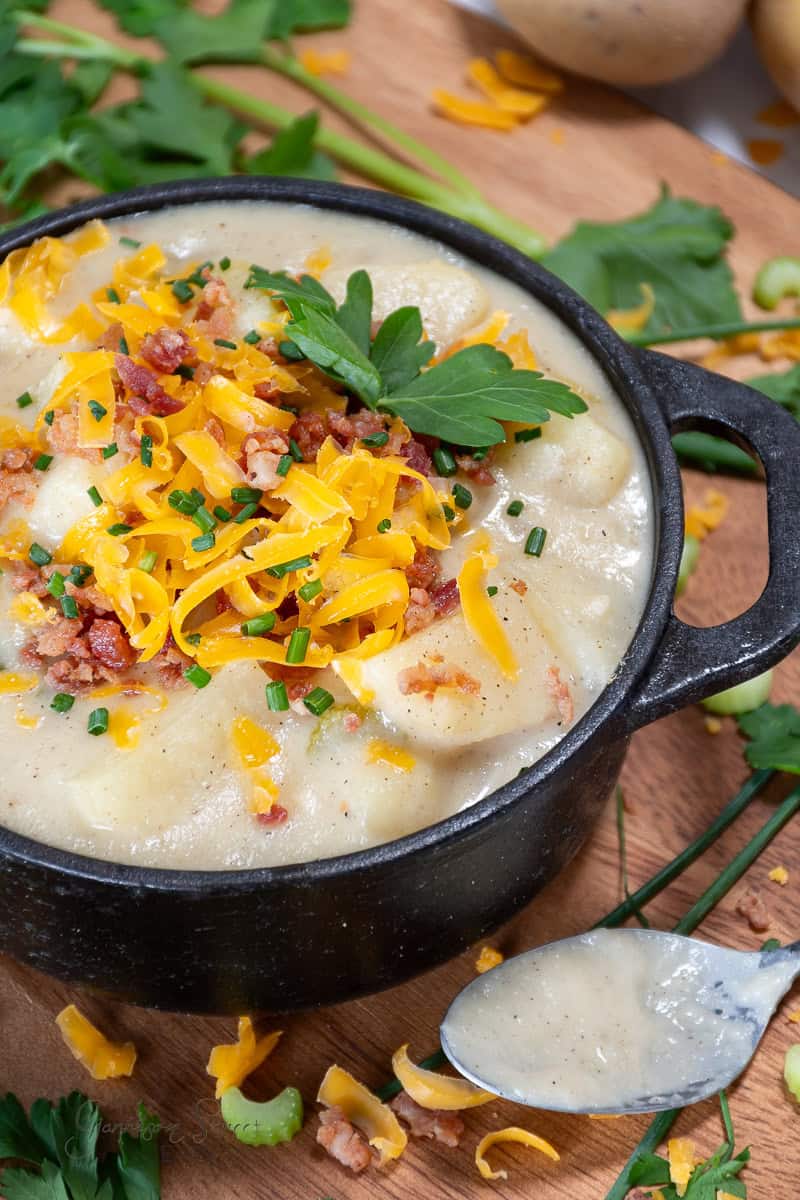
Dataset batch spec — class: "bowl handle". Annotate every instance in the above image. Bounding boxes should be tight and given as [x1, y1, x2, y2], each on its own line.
[623, 350, 800, 733]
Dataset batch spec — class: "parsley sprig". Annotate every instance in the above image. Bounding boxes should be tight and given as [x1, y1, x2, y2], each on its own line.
[246, 266, 587, 446]
[0, 1090, 160, 1200]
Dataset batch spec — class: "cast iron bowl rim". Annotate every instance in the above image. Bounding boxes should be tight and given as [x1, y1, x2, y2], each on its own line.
[0, 177, 679, 892]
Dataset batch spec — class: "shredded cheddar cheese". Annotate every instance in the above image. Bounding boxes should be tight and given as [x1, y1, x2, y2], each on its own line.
[457, 533, 518, 678]
[704, 716, 722, 735]
[607, 283, 656, 335]
[475, 1126, 560, 1180]
[391, 1044, 493, 1110]
[494, 50, 564, 93]
[366, 738, 415, 772]
[467, 58, 550, 119]
[475, 944, 504, 973]
[207, 1017, 282, 1099]
[788, 1010, 800, 1023]
[0, 671, 40, 695]
[432, 90, 517, 131]
[299, 48, 351, 76]
[317, 1064, 407, 1165]
[685, 489, 729, 540]
[55, 1004, 137, 1080]
[769, 865, 789, 885]
[667, 1136, 696, 1197]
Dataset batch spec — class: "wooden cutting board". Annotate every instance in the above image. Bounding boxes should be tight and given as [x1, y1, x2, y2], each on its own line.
[3, 1, 799, 1196]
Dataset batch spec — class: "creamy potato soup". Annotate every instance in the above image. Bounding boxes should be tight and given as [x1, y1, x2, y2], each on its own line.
[0, 202, 652, 869]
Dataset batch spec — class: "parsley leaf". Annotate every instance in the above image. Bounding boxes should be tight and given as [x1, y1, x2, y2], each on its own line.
[246, 267, 337, 317]
[153, 0, 275, 65]
[287, 306, 383, 405]
[97, 0, 187, 36]
[625, 1093, 748, 1200]
[747, 363, 800, 417]
[335, 268, 372, 356]
[738, 702, 800, 773]
[370, 307, 435, 392]
[266, 0, 352, 39]
[542, 185, 741, 341]
[0, 1092, 47, 1165]
[1, 1159, 72, 1199]
[106, 1106, 161, 1200]
[244, 111, 336, 180]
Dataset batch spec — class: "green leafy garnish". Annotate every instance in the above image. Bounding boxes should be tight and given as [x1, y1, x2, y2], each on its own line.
[0, 1091, 160, 1200]
[246, 267, 586, 445]
[737, 702, 800, 774]
[542, 185, 741, 342]
[152, 0, 274, 65]
[244, 111, 336, 180]
[97, 0, 188, 36]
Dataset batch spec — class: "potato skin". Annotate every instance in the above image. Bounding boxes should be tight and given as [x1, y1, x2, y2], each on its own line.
[495, 0, 748, 87]
[753, 0, 800, 110]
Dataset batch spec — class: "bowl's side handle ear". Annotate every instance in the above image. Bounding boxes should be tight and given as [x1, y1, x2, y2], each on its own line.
[622, 349, 800, 734]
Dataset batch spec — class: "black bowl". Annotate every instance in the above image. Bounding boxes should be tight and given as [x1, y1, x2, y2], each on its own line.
[1, 178, 798, 1014]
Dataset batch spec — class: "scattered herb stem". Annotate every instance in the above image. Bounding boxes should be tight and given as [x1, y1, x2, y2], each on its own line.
[597, 768, 774, 929]
[604, 1108, 681, 1200]
[615, 785, 649, 928]
[627, 317, 800, 347]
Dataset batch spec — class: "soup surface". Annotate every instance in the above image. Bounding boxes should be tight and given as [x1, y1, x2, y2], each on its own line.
[0, 201, 652, 868]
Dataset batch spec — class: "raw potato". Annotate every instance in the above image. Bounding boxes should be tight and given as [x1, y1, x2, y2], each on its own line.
[495, 0, 748, 86]
[752, 0, 800, 111]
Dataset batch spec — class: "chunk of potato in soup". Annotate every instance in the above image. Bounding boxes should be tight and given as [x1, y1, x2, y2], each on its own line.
[0, 202, 652, 869]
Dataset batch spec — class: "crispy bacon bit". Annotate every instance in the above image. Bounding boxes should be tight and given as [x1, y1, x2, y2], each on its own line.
[398, 659, 480, 700]
[140, 327, 192, 373]
[193, 361, 215, 388]
[87, 618, 135, 671]
[215, 588, 233, 616]
[256, 337, 281, 359]
[404, 587, 435, 636]
[243, 429, 290, 491]
[430, 577, 460, 617]
[390, 1092, 464, 1148]
[735, 887, 771, 933]
[22, 617, 112, 692]
[265, 663, 316, 702]
[510, 578, 528, 597]
[96, 321, 124, 352]
[153, 634, 191, 688]
[400, 437, 433, 477]
[405, 546, 440, 592]
[10, 563, 46, 595]
[256, 804, 289, 826]
[455, 450, 495, 486]
[316, 1106, 372, 1174]
[289, 410, 327, 462]
[45, 405, 101, 462]
[253, 379, 281, 402]
[327, 409, 386, 451]
[0, 447, 36, 510]
[115, 354, 183, 417]
[205, 416, 226, 448]
[343, 711, 362, 734]
[546, 665, 574, 725]
[195, 277, 235, 337]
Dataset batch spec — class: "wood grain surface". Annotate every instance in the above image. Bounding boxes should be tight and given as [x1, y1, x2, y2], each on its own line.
[2, 1, 799, 1196]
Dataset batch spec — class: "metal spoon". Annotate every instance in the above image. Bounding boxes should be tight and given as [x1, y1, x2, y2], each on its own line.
[440, 928, 800, 1114]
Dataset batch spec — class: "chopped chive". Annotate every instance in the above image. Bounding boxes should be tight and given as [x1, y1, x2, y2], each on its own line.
[69, 564, 92, 586]
[286, 626, 311, 664]
[243, 329, 260, 345]
[241, 612, 276, 637]
[304, 686, 334, 717]
[472, 446, 490, 461]
[87, 707, 109, 735]
[267, 555, 313, 580]
[214, 338, 237, 350]
[118, 336, 129, 356]
[442, 504, 456, 522]
[452, 483, 472, 510]
[189, 488, 205, 507]
[44, 409, 54, 426]
[288, 437, 303, 462]
[487, 585, 498, 597]
[187, 261, 213, 287]
[50, 692, 74, 713]
[140, 434, 153, 468]
[266, 679, 289, 712]
[16, 391, 33, 409]
[377, 518, 392, 533]
[506, 499, 524, 517]
[88, 399, 107, 422]
[102, 443, 118, 460]
[29, 543, 51, 567]
[107, 523, 132, 536]
[192, 505, 216, 534]
[231, 486, 262, 504]
[138, 550, 158, 573]
[279, 339, 304, 361]
[281, 404, 299, 416]
[276, 453, 292, 477]
[47, 572, 65, 598]
[185, 632, 202, 646]
[169, 489, 201, 515]
[171, 279, 194, 303]
[119, 235, 141, 248]
[234, 501, 258, 524]
[525, 526, 547, 557]
[361, 430, 389, 448]
[184, 664, 212, 689]
[515, 426, 542, 443]
[219, 256, 231, 271]
[213, 505, 232, 523]
[60, 595, 79, 619]
[432, 446, 457, 476]
[106, 287, 121, 304]
[298, 579, 322, 602]
[175, 363, 195, 380]
[191, 532, 215, 553]
[87, 486, 102, 508]
[33, 454, 53, 472]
